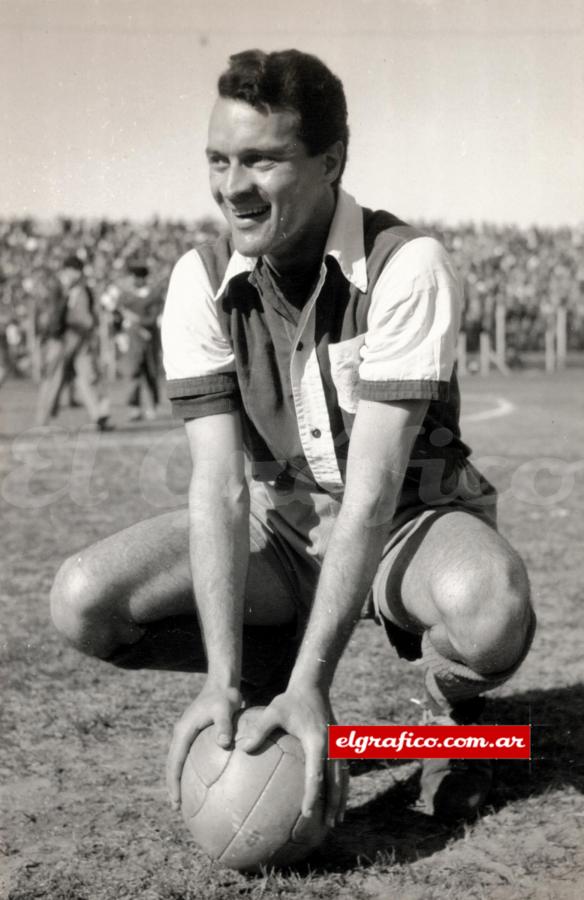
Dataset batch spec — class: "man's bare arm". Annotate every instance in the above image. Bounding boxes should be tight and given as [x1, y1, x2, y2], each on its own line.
[290, 398, 429, 690]
[241, 398, 429, 824]
[187, 410, 249, 690]
[166, 410, 249, 808]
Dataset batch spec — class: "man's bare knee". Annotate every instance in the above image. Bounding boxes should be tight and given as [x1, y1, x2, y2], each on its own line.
[432, 550, 533, 674]
[50, 553, 137, 658]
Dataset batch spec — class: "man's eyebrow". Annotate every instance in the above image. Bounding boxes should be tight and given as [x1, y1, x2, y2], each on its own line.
[205, 143, 295, 158]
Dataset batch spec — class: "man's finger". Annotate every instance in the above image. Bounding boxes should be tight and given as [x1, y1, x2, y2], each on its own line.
[214, 713, 234, 748]
[238, 706, 280, 753]
[301, 738, 326, 819]
[166, 729, 192, 809]
[325, 759, 350, 827]
[166, 715, 208, 809]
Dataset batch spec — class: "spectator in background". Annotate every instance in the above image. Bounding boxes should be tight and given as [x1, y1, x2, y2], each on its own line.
[108, 262, 165, 421]
[0, 312, 11, 390]
[35, 255, 112, 430]
[0, 313, 25, 387]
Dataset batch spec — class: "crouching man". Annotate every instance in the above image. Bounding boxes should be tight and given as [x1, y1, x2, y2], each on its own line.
[50, 49, 535, 829]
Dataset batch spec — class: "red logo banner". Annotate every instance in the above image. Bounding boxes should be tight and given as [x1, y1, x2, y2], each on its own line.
[328, 725, 531, 759]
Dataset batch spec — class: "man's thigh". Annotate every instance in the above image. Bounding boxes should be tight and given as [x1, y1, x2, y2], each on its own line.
[372, 507, 512, 633]
[79, 507, 299, 627]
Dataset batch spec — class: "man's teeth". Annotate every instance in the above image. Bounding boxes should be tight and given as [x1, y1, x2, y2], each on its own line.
[234, 206, 270, 217]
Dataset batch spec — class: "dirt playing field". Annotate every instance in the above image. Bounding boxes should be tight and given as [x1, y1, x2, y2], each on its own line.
[1, 370, 583, 900]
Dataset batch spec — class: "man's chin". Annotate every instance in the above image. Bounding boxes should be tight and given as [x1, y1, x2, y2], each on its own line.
[230, 232, 270, 259]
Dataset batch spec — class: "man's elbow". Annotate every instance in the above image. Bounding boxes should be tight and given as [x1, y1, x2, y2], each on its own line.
[189, 469, 249, 516]
[340, 489, 397, 532]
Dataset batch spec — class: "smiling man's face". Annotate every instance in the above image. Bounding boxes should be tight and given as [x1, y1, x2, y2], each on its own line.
[206, 97, 337, 270]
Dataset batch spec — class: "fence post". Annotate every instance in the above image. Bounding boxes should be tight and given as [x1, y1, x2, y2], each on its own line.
[479, 332, 491, 376]
[556, 306, 567, 370]
[544, 323, 556, 372]
[495, 302, 506, 369]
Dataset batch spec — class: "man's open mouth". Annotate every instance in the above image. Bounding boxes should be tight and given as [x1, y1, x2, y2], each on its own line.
[232, 205, 271, 220]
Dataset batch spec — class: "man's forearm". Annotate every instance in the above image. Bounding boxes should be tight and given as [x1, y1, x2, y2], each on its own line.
[289, 502, 393, 692]
[188, 476, 250, 688]
[288, 399, 429, 694]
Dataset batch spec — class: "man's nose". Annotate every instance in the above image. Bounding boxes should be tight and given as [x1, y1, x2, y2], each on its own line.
[223, 162, 253, 200]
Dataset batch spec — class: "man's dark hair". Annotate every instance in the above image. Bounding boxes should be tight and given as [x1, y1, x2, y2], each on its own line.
[217, 49, 349, 187]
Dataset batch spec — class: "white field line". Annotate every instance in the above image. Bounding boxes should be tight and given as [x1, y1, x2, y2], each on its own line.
[461, 396, 515, 423]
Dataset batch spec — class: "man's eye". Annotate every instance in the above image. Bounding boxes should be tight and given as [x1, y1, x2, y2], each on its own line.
[208, 156, 228, 170]
[246, 155, 275, 169]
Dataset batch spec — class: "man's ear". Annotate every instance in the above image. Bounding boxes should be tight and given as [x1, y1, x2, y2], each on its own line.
[323, 140, 345, 185]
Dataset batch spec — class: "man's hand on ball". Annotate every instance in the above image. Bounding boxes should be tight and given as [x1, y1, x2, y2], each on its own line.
[237, 686, 348, 829]
[166, 680, 242, 811]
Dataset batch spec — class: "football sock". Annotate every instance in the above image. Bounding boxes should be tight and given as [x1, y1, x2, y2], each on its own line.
[420, 611, 536, 713]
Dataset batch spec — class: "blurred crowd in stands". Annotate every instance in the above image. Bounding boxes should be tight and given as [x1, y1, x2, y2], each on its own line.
[428, 221, 584, 357]
[1, 215, 584, 386]
[0, 216, 220, 386]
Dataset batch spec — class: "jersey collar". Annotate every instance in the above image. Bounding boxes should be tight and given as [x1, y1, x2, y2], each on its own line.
[214, 187, 368, 300]
[323, 189, 368, 293]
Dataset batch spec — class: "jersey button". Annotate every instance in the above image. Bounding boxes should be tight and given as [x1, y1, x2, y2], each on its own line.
[311, 428, 322, 438]
[297, 341, 304, 351]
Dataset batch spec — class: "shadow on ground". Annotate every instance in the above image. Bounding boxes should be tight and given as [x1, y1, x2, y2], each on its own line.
[288, 684, 584, 875]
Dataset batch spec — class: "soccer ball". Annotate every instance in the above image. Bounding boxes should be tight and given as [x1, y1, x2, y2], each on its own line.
[180, 707, 329, 871]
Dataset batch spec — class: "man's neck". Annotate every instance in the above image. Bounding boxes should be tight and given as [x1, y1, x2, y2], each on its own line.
[264, 256, 321, 312]
[265, 189, 336, 277]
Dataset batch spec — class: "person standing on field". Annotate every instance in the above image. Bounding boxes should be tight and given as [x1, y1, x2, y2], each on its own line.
[35, 255, 112, 430]
[113, 262, 164, 421]
[49, 50, 535, 832]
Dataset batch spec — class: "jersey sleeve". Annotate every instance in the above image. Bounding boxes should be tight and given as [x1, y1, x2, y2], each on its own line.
[358, 236, 462, 402]
[161, 249, 240, 419]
